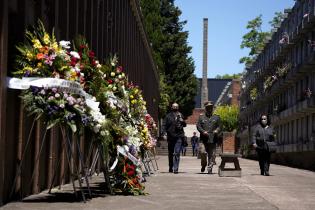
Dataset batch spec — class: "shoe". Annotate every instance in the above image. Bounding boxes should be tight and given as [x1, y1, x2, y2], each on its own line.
[260, 171, 264, 175]
[174, 171, 178, 174]
[264, 171, 270, 176]
[169, 168, 173, 173]
[201, 166, 205, 172]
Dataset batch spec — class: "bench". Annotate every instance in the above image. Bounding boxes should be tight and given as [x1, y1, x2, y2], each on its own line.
[218, 153, 242, 177]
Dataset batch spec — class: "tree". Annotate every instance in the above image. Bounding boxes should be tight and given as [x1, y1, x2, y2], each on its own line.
[159, 0, 197, 118]
[140, 0, 198, 118]
[239, 15, 270, 66]
[269, 11, 285, 29]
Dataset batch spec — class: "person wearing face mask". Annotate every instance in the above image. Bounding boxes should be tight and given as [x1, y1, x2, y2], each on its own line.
[252, 114, 276, 176]
[162, 103, 186, 174]
[197, 101, 221, 174]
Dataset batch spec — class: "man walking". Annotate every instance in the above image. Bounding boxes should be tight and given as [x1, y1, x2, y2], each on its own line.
[162, 103, 186, 174]
[191, 132, 199, 156]
[197, 101, 221, 174]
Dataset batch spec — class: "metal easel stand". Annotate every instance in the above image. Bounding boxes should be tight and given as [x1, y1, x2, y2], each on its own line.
[85, 139, 115, 195]
[47, 125, 91, 202]
[141, 148, 159, 176]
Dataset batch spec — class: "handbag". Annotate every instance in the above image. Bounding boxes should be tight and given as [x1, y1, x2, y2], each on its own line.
[266, 141, 277, 153]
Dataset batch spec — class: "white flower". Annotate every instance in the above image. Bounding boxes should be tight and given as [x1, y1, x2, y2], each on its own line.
[93, 124, 102, 133]
[110, 72, 115, 77]
[59, 40, 71, 49]
[70, 51, 80, 59]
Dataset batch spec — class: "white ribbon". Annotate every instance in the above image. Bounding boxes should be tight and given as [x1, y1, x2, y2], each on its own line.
[7, 77, 101, 112]
[117, 145, 141, 166]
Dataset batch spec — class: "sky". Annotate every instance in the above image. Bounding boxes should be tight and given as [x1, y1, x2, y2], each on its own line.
[174, 0, 295, 78]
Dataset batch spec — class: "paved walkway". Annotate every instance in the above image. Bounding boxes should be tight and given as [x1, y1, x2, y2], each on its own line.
[1, 156, 315, 210]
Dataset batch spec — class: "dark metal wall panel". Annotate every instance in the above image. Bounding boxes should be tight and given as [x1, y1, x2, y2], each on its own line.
[0, 0, 159, 205]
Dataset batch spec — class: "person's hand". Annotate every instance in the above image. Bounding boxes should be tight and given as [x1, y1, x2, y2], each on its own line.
[162, 135, 167, 140]
[252, 143, 258, 148]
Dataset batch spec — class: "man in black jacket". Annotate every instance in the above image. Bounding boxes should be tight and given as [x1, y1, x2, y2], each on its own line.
[197, 101, 221, 174]
[162, 103, 186, 174]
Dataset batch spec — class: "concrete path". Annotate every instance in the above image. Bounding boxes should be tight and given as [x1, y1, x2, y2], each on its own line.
[1, 156, 315, 210]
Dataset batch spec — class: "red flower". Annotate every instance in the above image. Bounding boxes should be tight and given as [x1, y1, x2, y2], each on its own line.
[117, 66, 123, 73]
[89, 51, 95, 58]
[80, 45, 86, 49]
[108, 79, 113, 84]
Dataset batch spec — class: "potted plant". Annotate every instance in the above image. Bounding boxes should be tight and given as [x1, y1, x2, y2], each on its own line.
[214, 105, 239, 154]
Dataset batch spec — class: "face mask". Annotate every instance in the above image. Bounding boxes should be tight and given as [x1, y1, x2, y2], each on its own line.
[205, 106, 213, 113]
[261, 119, 267, 126]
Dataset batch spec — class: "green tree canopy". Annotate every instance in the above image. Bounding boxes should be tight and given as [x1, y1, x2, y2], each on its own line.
[240, 15, 270, 66]
[140, 0, 198, 118]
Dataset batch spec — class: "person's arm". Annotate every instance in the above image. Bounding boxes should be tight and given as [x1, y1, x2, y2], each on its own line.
[252, 126, 258, 148]
[213, 116, 221, 134]
[179, 113, 186, 127]
[161, 114, 170, 137]
[197, 116, 208, 136]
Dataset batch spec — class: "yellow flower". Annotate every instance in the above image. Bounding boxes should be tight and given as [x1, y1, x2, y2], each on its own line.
[26, 52, 33, 61]
[32, 39, 42, 49]
[130, 95, 134, 99]
[131, 99, 136, 104]
[134, 89, 139, 94]
[37, 62, 42, 68]
[52, 42, 58, 51]
[43, 33, 50, 44]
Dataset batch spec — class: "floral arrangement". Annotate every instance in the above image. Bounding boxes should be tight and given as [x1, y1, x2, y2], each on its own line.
[263, 75, 277, 91]
[276, 63, 291, 78]
[114, 156, 145, 195]
[14, 21, 84, 83]
[11, 20, 158, 195]
[249, 87, 257, 101]
[21, 86, 92, 132]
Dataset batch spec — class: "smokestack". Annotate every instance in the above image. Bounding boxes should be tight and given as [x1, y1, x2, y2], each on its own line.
[201, 18, 208, 108]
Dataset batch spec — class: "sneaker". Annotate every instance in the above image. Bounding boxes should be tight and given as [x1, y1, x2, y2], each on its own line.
[201, 166, 205, 172]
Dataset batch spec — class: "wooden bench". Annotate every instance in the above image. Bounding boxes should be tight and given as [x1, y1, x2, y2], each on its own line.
[218, 153, 242, 177]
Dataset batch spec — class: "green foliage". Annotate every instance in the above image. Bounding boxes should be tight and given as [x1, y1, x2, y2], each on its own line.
[250, 87, 257, 101]
[215, 73, 242, 79]
[140, 0, 198, 118]
[240, 15, 270, 66]
[269, 11, 285, 29]
[214, 105, 239, 132]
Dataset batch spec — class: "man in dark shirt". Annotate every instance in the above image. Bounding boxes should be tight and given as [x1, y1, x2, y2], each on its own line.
[191, 132, 199, 156]
[197, 101, 221, 174]
[162, 103, 186, 174]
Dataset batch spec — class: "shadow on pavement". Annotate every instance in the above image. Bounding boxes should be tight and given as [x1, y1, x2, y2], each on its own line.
[22, 182, 109, 203]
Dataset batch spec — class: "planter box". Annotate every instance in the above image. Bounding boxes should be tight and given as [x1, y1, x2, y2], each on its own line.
[222, 132, 236, 154]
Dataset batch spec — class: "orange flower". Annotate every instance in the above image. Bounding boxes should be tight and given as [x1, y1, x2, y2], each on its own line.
[36, 53, 44, 60]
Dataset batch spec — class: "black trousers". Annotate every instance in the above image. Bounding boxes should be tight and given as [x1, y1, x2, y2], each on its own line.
[257, 149, 271, 174]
